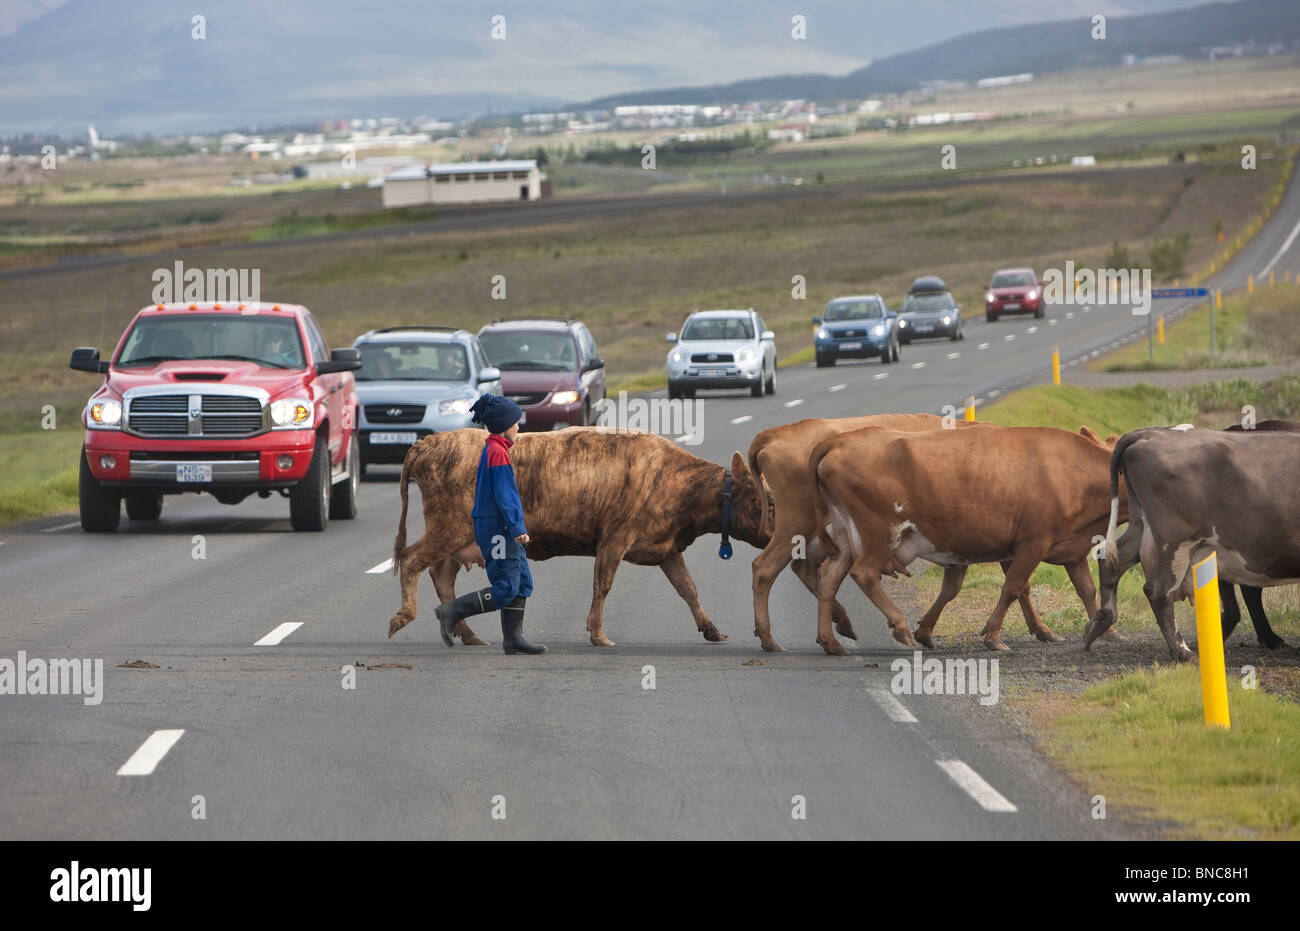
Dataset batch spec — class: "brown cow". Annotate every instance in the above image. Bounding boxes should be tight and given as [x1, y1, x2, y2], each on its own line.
[388, 428, 768, 646]
[811, 423, 1125, 655]
[748, 413, 1063, 652]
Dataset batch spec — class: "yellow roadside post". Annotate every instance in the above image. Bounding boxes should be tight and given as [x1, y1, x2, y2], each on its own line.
[1193, 552, 1231, 729]
[1270, 269, 1275, 287]
[1215, 289, 1222, 310]
[964, 395, 975, 421]
[1247, 275, 1253, 294]
[1052, 347, 1060, 385]
[1157, 317, 1164, 345]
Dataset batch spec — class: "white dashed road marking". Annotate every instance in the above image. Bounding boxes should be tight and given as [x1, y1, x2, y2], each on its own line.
[255, 622, 304, 646]
[936, 759, 1018, 812]
[730, 415, 753, 424]
[911, 362, 926, 369]
[869, 687, 918, 724]
[1065, 312, 1075, 319]
[366, 558, 394, 574]
[977, 342, 990, 350]
[1049, 319, 1058, 326]
[41, 521, 81, 533]
[118, 729, 185, 777]
[946, 352, 961, 359]
[1027, 326, 1038, 334]
[828, 384, 846, 393]
[1003, 334, 1016, 342]
[784, 398, 804, 408]
[873, 372, 889, 380]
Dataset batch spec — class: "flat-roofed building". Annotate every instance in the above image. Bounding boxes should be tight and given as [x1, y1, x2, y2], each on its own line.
[382, 160, 542, 207]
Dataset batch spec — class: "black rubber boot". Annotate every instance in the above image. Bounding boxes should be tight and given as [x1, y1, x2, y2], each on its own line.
[501, 597, 546, 655]
[434, 587, 496, 647]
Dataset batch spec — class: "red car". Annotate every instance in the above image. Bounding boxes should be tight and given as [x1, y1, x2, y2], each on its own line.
[70, 301, 362, 532]
[985, 268, 1046, 321]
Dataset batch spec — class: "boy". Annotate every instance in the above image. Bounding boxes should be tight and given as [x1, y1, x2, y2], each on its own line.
[434, 395, 546, 655]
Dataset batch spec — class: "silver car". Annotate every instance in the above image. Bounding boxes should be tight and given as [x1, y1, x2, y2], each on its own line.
[666, 308, 777, 399]
[351, 326, 502, 473]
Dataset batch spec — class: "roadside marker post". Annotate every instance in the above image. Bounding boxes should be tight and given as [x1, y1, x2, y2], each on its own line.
[1193, 552, 1231, 730]
[1150, 288, 1209, 360]
[1157, 316, 1165, 345]
[964, 396, 975, 421]
[1051, 347, 1060, 385]
[1270, 269, 1275, 287]
[1247, 275, 1253, 294]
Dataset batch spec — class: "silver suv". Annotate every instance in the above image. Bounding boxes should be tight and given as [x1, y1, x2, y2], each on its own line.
[351, 326, 502, 472]
[666, 309, 777, 399]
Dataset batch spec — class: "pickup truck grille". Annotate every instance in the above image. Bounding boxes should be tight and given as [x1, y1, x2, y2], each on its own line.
[364, 404, 426, 424]
[126, 393, 267, 438]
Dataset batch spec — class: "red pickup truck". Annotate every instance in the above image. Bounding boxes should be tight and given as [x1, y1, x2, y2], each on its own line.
[70, 301, 362, 532]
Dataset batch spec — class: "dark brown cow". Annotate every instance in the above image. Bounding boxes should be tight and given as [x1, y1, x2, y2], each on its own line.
[811, 423, 1125, 655]
[388, 428, 768, 646]
[748, 413, 1062, 652]
[1085, 424, 1300, 660]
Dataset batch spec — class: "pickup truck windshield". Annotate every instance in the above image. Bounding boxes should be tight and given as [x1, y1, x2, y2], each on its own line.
[117, 315, 306, 369]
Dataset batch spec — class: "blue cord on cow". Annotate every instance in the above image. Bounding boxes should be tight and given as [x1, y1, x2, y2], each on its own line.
[719, 466, 734, 560]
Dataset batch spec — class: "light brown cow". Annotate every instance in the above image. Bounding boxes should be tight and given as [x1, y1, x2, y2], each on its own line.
[748, 414, 1060, 652]
[811, 423, 1126, 654]
[388, 428, 768, 646]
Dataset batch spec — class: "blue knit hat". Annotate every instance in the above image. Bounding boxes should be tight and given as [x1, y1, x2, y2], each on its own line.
[470, 394, 523, 434]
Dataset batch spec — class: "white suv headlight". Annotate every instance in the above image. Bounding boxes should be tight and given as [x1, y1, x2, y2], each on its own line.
[87, 397, 122, 428]
[738, 348, 757, 363]
[671, 350, 683, 363]
[270, 397, 313, 428]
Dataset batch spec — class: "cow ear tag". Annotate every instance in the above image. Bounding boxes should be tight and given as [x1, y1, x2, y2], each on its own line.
[719, 540, 733, 560]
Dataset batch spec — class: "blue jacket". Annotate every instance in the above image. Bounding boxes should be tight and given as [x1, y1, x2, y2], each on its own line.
[471, 433, 527, 540]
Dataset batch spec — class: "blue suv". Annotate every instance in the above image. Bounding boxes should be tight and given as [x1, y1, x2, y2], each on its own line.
[812, 294, 900, 366]
[351, 326, 502, 472]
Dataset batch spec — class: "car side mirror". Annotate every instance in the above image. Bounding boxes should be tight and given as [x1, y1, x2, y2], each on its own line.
[666, 333, 677, 343]
[70, 347, 110, 374]
[582, 357, 604, 372]
[1038, 280, 1047, 287]
[760, 330, 775, 341]
[478, 366, 501, 383]
[810, 316, 822, 325]
[316, 347, 362, 374]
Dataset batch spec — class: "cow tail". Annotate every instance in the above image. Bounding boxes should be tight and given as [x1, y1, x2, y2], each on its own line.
[1104, 432, 1143, 568]
[748, 441, 774, 539]
[392, 447, 414, 575]
[809, 442, 840, 560]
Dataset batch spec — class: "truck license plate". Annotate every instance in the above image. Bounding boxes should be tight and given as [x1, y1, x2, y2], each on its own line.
[177, 463, 213, 483]
[370, 432, 417, 445]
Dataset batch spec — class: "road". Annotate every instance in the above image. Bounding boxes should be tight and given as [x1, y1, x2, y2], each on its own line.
[2, 164, 1298, 840]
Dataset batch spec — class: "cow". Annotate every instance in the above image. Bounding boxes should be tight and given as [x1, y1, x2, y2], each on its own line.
[810, 423, 1125, 655]
[1220, 420, 1297, 649]
[1085, 424, 1300, 661]
[748, 413, 1067, 652]
[388, 428, 768, 646]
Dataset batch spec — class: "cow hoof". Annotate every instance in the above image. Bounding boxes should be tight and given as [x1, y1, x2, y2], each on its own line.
[891, 628, 918, 649]
[1101, 629, 1126, 643]
[914, 632, 935, 649]
[760, 639, 786, 653]
[818, 640, 850, 656]
[1037, 630, 1066, 643]
[983, 638, 1011, 652]
[1266, 638, 1288, 650]
[1083, 610, 1114, 649]
[701, 625, 729, 643]
[387, 614, 412, 638]
[590, 635, 616, 647]
[835, 621, 858, 641]
[1174, 648, 1192, 663]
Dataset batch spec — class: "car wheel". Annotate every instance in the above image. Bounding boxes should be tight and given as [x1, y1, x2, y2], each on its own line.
[751, 373, 764, 398]
[881, 341, 893, 364]
[359, 456, 368, 479]
[986, 312, 997, 323]
[668, 383, 682, 400]
[901, 334, 911, 345]
[125, 491, 162, 522]
[1034, 305, 1044, 319]
[291, 434, 330, 532]
[765, 366, 775, 394]
[959, 323, 966, 340]
[684, 388, 696, 399]
[578, 402, 589, 427]
[329, 435, 360, 520]
[79, 449, 120, 532]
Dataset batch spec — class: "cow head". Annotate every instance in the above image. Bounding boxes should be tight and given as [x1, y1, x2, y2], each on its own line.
[727, 451, 772, 549]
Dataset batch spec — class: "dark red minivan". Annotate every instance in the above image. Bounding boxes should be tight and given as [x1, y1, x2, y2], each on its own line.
[476, 318, 607, 429]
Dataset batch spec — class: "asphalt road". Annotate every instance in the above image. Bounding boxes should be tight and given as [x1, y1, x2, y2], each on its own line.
[3, 166, 1299, 840]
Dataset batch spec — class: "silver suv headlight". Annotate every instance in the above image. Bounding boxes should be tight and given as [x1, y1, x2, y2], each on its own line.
[738, 347, 757, 364]
[270, 397, 313, 429]
[439, 396, 475, 415]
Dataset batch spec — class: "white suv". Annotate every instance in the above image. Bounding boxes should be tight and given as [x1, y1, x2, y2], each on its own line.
[666, 309, 777, 399]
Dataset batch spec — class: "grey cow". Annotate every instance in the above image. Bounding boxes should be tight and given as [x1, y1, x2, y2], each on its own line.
[1085, 424, 1300, 660]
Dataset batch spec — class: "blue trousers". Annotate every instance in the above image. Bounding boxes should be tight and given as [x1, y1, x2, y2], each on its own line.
[474, 518, 534, 605]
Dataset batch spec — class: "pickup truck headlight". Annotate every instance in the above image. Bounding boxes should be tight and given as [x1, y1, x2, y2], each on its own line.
[87, 398, 122, 428]
[439, 396, 475, 415]
[270, 397, 313, 428]
[551, 390, 580, 406]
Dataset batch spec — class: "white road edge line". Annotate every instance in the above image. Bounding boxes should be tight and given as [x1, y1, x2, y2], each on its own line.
[936, 759, 1018, 812]
[41, 521, 81, 533]
[784, 398, 804, 408]
[730, 415, 754, 424]
[828, 384, 847, 393]
[1260, 212, 1300, 277]
[255, 621, 304, 646]
[366, 558, 394, 574]
[117, 729, 185, 777]
[869, 687, 918, 723]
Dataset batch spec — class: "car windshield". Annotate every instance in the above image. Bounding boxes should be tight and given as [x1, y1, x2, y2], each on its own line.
[680, 316, 755, 341]
[478, 330, 577, 371]
[824, 299, 884, 321]
[356, 342, 469, 381]
[903, 293, 955, 313]
[116, 314, 306, 368]
[992, 272, 1035, 288]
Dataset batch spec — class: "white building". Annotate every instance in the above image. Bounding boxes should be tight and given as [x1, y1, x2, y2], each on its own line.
[382, 160, 542, 207]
